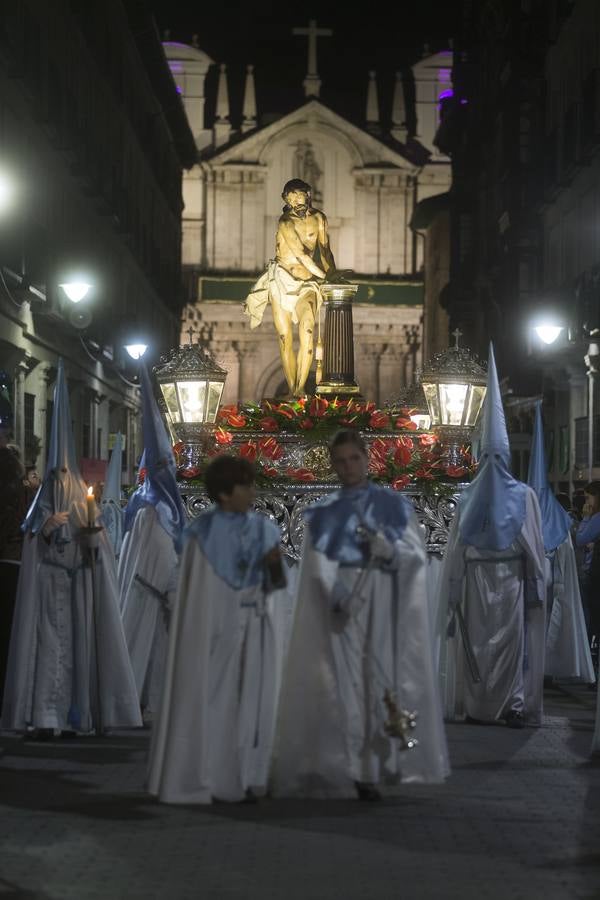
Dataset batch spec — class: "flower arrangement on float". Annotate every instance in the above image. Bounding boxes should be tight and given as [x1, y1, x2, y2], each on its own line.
[153, 397, 476, 493]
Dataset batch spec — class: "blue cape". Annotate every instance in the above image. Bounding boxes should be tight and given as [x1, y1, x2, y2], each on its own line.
[123, 361, 186, 548]
[459, 343, 528, 551]
[186, 506, 280, 589]
[304, 481, 409, 566]
[23, 359, 88, 543]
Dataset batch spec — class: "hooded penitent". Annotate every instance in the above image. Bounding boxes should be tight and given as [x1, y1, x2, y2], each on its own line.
[101, 431, 124, 556]
[23, 358, 88, 541]
[459, 342, 528, 551]
[527, 401, 571, 553]
[123, 361, 186, 545]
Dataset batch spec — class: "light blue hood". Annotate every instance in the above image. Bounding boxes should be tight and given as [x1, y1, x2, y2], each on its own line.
[101, 431, 124, 556]
[459, 343, 528, 551]
[123, 361, 186, 547]
[23, 358, 88, 542]
[527, 401, 571, 552]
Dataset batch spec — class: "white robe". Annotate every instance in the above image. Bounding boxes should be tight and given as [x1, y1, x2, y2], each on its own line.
[438, 489, 547, 724]
[147, 538, 289, 804]
[1, 505, 142, 732]
[545, 536, 595, 683]
[270, 515, 449, 798]
[118, 506, 178, 714]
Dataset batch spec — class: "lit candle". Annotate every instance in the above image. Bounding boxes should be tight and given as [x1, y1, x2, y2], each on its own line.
[86, 486, 96, 528]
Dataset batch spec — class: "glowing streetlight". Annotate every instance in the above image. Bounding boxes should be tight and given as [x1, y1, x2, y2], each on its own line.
[124, 344, 148, 360]
[59, 281, 92, 303]
[534, 323, 563, 345]
[0, 169, 17, 215]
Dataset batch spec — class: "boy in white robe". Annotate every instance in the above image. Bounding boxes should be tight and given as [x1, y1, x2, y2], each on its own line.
[527, 402, 594, 684]
[119, 363, 185, 720]
[148, 455, 287, 804]
[438, 344, 547, 728]
[271, 429, 449, 801]
[1, 360, 141, 736]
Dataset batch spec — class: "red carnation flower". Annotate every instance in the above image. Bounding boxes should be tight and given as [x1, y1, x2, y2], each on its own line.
[414, 467, 435, 480]
[445, 465, 467, 478]
[393, 445, 412, 467]
[395, 416, 418, 431]
[369, 411, 391, 429]
[239, 442, 257, 462]
[215, 428, 233, 446]
[258, 437, 284, 460]
[309, 397, 329, 418]
[259, 416, 279, 432]
[179, 466, 203, 480]
[419, 433, 438, 447]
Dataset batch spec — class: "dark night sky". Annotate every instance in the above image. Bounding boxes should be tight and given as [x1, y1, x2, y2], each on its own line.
[149, 1, 457, 129]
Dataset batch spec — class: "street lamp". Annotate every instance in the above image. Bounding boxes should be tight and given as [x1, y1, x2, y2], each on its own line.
[421, 329, 487, 460]
[153, 335, 227, 459]
[124, 343, 148, 360]
[534, 324, 563, 345]
[59, 280, 92, 303]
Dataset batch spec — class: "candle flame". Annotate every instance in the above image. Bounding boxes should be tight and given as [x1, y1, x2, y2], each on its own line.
[87, 486, 94, 498]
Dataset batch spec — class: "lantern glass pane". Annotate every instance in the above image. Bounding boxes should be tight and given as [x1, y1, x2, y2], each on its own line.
[410, 412, 432, 431]
[422, 382, 441, 424]
[160, 383, 181, 423]
[439, 382, 468, 425]
[464, 384, 487, 426]
[206, 381, 224, 423]
[178, 381, 207, 423]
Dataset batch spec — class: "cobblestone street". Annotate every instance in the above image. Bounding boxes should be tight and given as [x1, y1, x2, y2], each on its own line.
[0, 685, 598, 900]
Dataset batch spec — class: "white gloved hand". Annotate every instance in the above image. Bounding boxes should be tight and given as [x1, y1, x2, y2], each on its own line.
[368, 530, 394, 561]
[41, 511, 70, 539]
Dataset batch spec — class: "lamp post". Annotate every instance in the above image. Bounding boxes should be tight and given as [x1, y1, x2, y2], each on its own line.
[153, 331, 227, 466]
[421, 329, 487, 462]
[531, 317, 598, 483]
[59, 280, 93, 303]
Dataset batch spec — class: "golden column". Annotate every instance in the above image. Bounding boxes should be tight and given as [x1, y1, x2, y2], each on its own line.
[316, 284, 361, 397]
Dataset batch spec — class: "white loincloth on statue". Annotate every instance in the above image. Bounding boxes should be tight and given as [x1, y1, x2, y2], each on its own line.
[244, 260, 323, 328]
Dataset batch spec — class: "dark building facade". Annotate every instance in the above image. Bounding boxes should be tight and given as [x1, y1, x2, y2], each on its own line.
[0, 0, 195, 482]
[440, 0, 599, 491]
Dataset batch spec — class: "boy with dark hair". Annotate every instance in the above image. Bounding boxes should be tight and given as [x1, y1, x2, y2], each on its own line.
[148, 454, 287, 804]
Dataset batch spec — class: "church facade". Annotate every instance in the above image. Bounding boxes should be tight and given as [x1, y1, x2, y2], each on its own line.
[165, 36, 451, 405]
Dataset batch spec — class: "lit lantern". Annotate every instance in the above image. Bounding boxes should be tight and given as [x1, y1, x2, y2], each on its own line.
[153, 341, 227, 444]
[421, 331, 487, 454]
[404, 378, 432, 431]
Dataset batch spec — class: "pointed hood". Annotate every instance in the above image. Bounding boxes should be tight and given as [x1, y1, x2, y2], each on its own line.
[123, 361, 186, 547]
[459, 343, 528, 550]
[527, 401, 570, 552]
[101, 431, 124, 557]
[23, 358, 88, 539]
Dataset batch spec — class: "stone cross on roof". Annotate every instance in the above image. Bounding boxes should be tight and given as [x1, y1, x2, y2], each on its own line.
[292, 19, 332, 98]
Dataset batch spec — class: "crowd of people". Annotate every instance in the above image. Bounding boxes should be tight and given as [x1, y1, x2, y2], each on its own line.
[0, 346, 598, 804]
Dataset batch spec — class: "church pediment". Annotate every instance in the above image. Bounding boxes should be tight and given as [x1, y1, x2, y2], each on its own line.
[202, 99, 418, 173]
